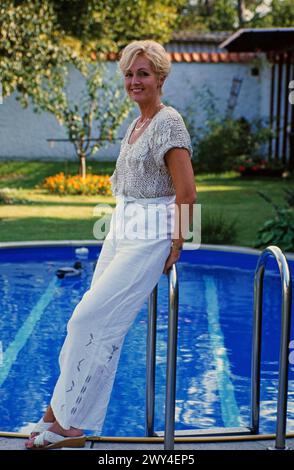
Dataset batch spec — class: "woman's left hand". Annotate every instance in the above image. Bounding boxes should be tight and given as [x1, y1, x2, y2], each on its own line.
[163, 249, 181, 275]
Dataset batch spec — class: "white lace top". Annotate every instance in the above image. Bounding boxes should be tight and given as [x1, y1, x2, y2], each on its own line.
[109, 105, 193, 198]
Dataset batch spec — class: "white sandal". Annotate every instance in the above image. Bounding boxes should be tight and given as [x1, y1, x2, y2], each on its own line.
[27, 430, 86, 450]
[30, 418, 53, 438]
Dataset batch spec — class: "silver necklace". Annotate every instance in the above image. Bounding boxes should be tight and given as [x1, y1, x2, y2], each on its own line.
[134, 104, 164, 132]
[134, 117, 151, 131]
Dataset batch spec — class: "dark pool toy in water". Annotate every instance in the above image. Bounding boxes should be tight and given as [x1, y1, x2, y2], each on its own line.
[56, 261, 82, 279]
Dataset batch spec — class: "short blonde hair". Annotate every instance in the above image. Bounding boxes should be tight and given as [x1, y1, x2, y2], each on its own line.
[119, 40, 171, 95]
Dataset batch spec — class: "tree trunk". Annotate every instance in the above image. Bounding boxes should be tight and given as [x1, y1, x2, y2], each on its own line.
[204, 0, 214, 16]
[237, 0, 246, 26]
[79, 153, 86, 179]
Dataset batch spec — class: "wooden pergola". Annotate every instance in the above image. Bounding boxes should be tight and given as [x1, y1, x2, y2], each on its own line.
[221, 28, 294, 171]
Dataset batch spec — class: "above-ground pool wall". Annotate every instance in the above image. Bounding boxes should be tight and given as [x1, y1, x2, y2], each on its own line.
[0, 57, 270, 161]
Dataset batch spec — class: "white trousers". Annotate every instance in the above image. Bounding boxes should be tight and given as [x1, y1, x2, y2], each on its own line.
[50, 195, 175, 432]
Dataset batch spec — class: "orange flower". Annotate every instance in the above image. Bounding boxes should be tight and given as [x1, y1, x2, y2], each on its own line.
[42, 173, 111, 195]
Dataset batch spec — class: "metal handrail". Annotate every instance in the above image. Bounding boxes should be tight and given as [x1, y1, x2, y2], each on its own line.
[251, 245, 292, 450]
[146, 284, 158, 437]
[164, 264, 179, 450]
[146, 264, 179, 450]
[146, 245, 293, 450]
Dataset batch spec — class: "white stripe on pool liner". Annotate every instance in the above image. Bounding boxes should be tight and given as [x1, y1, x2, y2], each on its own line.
[0, 341, 3, 366]
[0, 278, 57, 387]
[203, 275, 241, 427]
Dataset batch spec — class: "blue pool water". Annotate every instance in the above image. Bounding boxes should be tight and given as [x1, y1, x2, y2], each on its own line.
[0, 245, 293, 436]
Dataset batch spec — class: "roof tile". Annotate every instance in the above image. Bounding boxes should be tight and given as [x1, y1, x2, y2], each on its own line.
[200, 52, 210, 62]
[182, 52, 192, 62]
[210, 53, 219, 63]
[191, 52, 201, 62]
[92, 50, 259, 63]
[173, 52, 182, 62]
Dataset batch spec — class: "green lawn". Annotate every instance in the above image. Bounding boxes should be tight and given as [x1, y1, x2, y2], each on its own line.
[0, 160, 292, 247]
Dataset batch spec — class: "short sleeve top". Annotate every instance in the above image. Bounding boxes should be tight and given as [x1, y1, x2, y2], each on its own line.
[110, 105, 193, 198]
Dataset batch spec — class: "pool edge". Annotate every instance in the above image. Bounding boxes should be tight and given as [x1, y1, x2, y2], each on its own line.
[0, 241, 293, 261]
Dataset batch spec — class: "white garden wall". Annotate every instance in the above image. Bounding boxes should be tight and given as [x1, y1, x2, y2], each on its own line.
[0, 57, 271, 162]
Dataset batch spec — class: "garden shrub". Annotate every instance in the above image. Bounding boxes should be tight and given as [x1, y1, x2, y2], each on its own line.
[194, 117, 270, 173]
[201, 211, 239, 244]
[234, 155, 285, 176]
[42, 172, 112, 196]
[284, 189, 294, 208]
[182, 85, 271, 174]
[255, 191, 294, 251]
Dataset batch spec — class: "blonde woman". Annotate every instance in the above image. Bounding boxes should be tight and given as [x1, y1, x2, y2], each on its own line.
[25, 40, 196, 450]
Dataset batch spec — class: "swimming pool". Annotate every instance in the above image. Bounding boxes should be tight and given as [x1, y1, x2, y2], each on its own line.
[0, 242, 293, 437]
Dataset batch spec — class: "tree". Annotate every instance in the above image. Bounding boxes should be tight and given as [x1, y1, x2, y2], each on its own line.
[1, 0, 186, 101]
[178, 0, 237, 31]
[237, 0, 247, 26]
[207, 0, 236, 30]
[0, 1, 188, 177]
[52, 63, 133, 178]
[0, 1, 133, 178]
[50, 0, 186, 53]
[0, 0, 72, 104]
[267, 0, 294, 27]
[177, 0, 294, 32]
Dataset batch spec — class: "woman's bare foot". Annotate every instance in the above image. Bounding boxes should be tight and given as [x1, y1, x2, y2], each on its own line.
[30, 405, 56, 438]
[25, 421, 84, 449]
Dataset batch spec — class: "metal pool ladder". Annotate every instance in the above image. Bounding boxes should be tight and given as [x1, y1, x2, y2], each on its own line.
[251, 245, 292, 450]
[146, 264, 179, 451]
[146, 245, 292, 451]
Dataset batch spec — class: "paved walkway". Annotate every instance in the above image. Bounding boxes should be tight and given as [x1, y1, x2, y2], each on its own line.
[0, 436, 294, 451]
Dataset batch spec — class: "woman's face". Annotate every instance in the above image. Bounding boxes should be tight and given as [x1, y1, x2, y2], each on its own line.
[124, 54, 162, 104]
